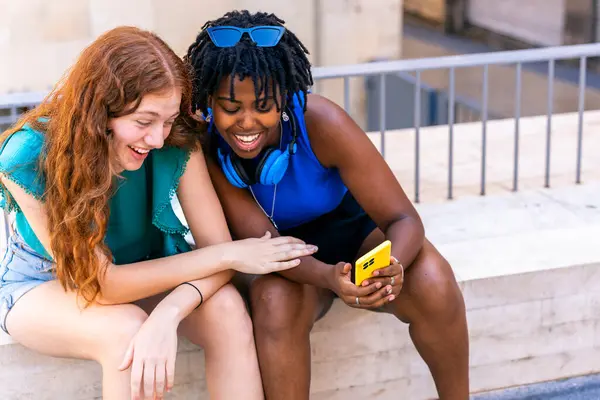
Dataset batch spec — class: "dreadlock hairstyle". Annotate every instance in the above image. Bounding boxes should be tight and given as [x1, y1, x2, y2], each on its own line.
[185, 10, 313, 115]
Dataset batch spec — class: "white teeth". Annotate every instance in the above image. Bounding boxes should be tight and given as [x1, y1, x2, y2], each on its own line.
[129, 146, 150, 154]
[235, 134, 260, 144]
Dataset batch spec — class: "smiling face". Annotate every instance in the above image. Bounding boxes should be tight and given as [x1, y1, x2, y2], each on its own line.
[210, 75, 283, 159]
[108, 88, 181, 172]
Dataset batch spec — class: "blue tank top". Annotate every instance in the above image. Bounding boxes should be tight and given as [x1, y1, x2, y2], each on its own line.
[217, 92, 348, 231]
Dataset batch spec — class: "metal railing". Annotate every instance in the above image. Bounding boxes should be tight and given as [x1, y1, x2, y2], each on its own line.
[1, 44, 598, 204]
[312, 43, 600, 203]
[393, 71, 495, 126]
[0, 92, 46, 132]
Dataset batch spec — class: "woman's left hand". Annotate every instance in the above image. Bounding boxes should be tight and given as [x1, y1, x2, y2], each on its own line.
[360, 256, 404, 298]
[118, 312, 179, 400]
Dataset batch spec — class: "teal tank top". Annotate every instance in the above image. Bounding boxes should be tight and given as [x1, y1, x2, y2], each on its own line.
[0, 125, 192, 264]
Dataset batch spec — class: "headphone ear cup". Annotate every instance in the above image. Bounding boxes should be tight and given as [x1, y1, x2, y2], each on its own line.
[218, 148, 249, 188]
[230, 154, 253, 186]
[256, 148, 290, 185]
[255, 147, 276, 183]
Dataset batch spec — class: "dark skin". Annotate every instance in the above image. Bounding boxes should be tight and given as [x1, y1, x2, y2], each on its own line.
[206, 76, 469, 400]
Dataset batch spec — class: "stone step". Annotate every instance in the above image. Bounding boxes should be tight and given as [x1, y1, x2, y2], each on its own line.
[2, 181, 600, 399]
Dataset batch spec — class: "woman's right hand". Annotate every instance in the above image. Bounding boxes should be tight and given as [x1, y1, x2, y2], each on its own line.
[220, 231, 318, 274]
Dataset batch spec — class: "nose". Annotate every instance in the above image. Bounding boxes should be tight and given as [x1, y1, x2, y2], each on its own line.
[144, 124, 165, 149]
[236, 110, 255, 131]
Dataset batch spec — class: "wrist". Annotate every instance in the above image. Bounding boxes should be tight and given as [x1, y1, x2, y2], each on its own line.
[150, 303, 184, 326]
[202, 243, 234, 272]
[324, 263, 339, 293]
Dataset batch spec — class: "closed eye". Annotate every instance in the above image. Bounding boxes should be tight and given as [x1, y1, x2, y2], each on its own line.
[256, 104, 274, 113]
[222, 107, 240, 114]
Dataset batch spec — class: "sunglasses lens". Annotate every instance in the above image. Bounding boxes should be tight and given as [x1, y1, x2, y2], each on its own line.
[251, 27, 283, 46]
[209, 27, 243, 47]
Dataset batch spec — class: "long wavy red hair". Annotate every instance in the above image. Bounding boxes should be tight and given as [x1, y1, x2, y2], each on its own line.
[0, 26, 201, 303]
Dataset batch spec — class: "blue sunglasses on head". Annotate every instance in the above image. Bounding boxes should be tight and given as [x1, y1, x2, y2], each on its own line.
[206, 25, 286, 47]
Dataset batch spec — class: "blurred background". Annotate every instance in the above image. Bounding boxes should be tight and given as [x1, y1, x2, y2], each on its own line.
[2, 0, 600, 130]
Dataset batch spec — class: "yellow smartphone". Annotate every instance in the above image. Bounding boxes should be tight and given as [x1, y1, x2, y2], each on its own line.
[352, 240, 392, 286]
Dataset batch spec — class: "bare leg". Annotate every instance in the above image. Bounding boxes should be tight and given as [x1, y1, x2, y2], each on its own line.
[137, 284, 264, 399]
[247, 275, 334, 400]
[181, 284, 264, 399]
[5, 280, 148, 400]
[359, 230, 470, 400]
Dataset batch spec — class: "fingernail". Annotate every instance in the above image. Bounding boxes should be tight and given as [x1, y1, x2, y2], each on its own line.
[387, 286, 392, 294]
[373, 271, 380, 276]
[362, 281, 369, 286]
[376, 282, 382, 289]
[388, 295, 395, 302]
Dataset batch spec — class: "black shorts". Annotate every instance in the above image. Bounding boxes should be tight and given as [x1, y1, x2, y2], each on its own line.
[280, 192, 378, 265]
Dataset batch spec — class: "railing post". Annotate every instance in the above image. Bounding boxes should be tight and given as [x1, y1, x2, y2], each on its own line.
[545, 59, 555, 188]
[481, 64, 488, 196]
[415, 71, 421, 204]
[379, 74, 386, 159]
[513, 62, 522, 192]
[10, 106, 17, 125]
[576, 56, 587, 184]
[343, 77, 350, 114]
[448, 67, 455, 200]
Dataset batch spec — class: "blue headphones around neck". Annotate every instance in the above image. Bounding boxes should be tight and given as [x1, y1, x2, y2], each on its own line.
[214, 105, 298, 188]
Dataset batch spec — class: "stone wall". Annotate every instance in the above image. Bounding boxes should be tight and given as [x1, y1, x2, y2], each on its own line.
[0, 0, 403, 126]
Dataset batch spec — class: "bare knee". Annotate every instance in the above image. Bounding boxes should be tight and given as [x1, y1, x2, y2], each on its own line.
[93, 304, 148, 366]
[249, 276, 313, 339]
[402, 244, 465, 324]
[186, 284, 253, 348]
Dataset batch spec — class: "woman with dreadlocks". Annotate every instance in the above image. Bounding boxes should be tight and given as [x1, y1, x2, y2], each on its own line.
[187, 9, 469, 400]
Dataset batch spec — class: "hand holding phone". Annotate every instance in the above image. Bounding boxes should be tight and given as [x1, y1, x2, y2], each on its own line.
[352, 240, 392, 286]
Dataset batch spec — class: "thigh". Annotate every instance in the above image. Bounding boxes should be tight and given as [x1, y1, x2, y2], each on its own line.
[6, 280, 148, 361]
[382, 238, 461, 322]
[356, 229, 461, 322]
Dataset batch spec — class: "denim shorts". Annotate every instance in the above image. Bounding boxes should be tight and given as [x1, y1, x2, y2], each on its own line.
[0, 231, 54, 334]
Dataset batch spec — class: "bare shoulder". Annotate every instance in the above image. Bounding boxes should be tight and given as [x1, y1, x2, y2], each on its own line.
[303, 93, 369, 168]
[304, 93, 348, 133]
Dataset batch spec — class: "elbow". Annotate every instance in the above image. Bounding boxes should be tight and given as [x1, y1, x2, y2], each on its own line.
[96, 263, 126, 305]
[387, 213, 425, 245]
[406, 214, 425, 249]
[414, 214, 425, 243]
[95, 287, 124, 306]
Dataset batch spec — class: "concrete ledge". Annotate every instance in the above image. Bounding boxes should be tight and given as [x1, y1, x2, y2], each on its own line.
[1, 183, 600, 398]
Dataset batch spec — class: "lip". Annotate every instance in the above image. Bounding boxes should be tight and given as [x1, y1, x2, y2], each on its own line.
[230, 131, 265, 153]
[128, 145, 149, 161]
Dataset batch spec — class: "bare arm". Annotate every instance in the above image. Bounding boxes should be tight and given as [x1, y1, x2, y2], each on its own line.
[304, 94, 425, 269]
[1, 152, 311, 307]
[150, 148, 235, 321]
[0, 175, 236, 304]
